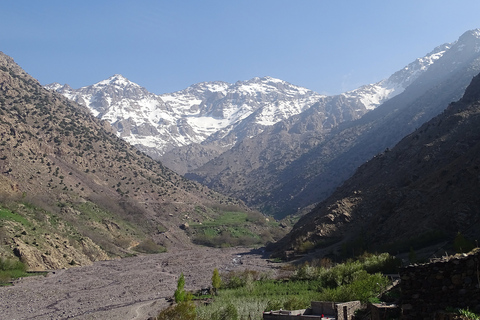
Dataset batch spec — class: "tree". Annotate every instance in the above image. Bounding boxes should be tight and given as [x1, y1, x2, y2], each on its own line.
[212, 268, 221, 295]
[174, 273, 186, 303]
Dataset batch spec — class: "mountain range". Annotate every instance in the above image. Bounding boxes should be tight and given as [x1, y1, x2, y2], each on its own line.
[9, 28, 480, 266]
[45, 31, 475, 220]
[45, 39, 447, 174]
[46, 76, 323, 174]
[188, 29, 480, 217]
[186, 30, 480, 218]
[271, 70, 480, 258]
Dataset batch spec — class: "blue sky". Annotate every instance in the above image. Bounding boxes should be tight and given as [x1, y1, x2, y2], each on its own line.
[2, 1, 480, 95]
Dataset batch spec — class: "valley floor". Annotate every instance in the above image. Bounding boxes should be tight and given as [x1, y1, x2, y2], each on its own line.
[0, 247, 278, 320]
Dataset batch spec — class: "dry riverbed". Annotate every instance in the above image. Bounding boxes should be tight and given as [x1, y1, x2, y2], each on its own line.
[0, 247, 281, 320]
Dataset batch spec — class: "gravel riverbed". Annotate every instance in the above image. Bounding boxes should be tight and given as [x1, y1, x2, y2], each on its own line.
[0, 247, 280, 320]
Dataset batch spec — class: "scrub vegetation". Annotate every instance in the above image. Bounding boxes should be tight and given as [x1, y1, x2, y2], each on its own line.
[188, 210, 286, 248]
[158, 252, 399, 320]
[0, 257, 28, 285]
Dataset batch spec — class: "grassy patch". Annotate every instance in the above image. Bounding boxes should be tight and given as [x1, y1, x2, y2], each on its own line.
[0, 208, 30, 227]
[189, 211, 266, 248]
[0, 257, 28, 286]
[190, 211, 249, 227]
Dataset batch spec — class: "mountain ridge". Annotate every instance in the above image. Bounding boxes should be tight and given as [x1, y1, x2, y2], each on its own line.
[46, 76, 324, 159]
[187, 29, 480, 218]
[45, 39, 448, 174]
[271, 71, 480, 257]
[46, 29, 480, 220]
[0, 51, 245, 270]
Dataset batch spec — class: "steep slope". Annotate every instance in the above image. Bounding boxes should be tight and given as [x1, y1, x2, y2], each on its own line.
[271, 71, 480, 257]
[343, 42, 450, 110]
[188, 29, 480, 218]
[0, 52, 243, 270]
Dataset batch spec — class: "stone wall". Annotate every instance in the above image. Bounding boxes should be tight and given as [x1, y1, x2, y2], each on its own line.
[369, 303, 401, 320]
[336, 301, 362, 320]
[262, 301, 361, 320]
[263, 309, 308, 320]
[400, 250, 480, 319]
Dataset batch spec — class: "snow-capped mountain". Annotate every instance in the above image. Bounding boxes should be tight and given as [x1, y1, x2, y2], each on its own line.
[46, 76, 324, 156]
[343, 43, 450, 110]
[46, 30, 477, 176]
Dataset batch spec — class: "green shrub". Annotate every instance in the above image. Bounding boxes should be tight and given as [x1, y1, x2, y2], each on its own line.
[264, 300, 283, 312]
[0, 257, 26, 272]
[222, 269, 261, 289]
[297, 240, 315, 253]
[157, 301, 196, 320]
[211, 303, 238, 320]
[0, 257, 28, 285]
[293, 262, 317, 280]
[134, 238, 166, 254]
[318, 270, 389, 303]
[457, 308, 480, 320]
[283, 296, 309, 310]
[358, 252, 401, 274]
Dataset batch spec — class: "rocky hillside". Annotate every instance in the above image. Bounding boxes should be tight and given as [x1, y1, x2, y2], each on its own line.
[271, 71, 480, 257]
[0, 52, 245, 270]
[188, 29, 480, 218]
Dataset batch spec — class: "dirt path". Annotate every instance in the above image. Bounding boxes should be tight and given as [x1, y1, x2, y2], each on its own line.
[0, 247, 279, 320]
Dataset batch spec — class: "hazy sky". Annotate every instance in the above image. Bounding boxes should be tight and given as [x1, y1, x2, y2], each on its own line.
[2, 1, 480, 95]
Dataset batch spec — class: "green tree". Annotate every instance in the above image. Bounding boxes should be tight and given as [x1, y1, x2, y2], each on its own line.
[212, 268, 221, 295]
[174, 273, 186, 303]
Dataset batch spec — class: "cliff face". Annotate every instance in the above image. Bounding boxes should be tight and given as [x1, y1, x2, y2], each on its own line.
[272, 73, 480, 256]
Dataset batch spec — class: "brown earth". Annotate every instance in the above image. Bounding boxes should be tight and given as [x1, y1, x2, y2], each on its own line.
[0, 247, 282, 320]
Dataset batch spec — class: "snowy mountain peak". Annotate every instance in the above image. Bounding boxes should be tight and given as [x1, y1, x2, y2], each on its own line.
[245, 76, 283, 84]
[95, 74, 139, 88]
[46, 29, 480, 167]
[229, 76, 313, 97]
[44, 82, 63, 91]
[48, 75, 323, 156]
[184, 81, 230, 94]
[343, 40, 453, 110]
